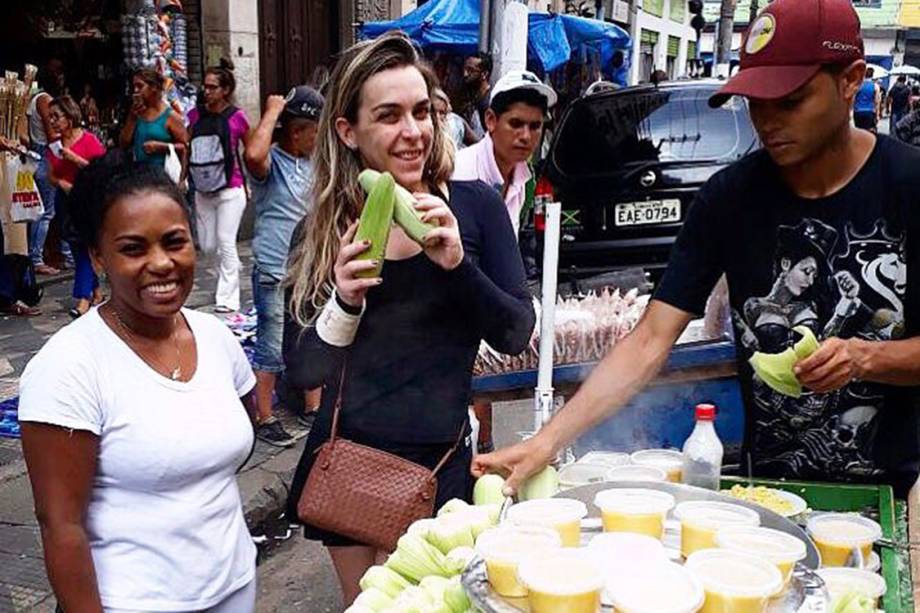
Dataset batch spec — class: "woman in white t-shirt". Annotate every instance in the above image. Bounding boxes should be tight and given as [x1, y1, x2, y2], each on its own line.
[18, 151, 258, 613]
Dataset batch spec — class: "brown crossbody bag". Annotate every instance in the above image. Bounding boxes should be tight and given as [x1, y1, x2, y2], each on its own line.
[297, 363, 466, 551]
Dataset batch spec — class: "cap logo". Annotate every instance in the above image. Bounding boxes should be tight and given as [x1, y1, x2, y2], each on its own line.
[823, 41, 860, 54]
[746, 14, 776, 55]
[284, 88, 296, 102]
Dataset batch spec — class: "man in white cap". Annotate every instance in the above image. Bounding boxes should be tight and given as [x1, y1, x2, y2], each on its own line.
[453, 69, 557, 236]
[454, 70, 557, 456]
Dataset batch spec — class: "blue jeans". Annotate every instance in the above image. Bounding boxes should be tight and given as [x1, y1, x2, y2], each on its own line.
[71, 244, 98, 300]
[251, 266, 285, 374]
[28, 153, 72, 266]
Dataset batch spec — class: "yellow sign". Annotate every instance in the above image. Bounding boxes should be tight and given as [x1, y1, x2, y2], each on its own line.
[745, 14, 776, 55]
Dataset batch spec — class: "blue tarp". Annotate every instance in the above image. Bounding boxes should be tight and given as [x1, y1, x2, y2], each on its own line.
[361, 0, 631, 78]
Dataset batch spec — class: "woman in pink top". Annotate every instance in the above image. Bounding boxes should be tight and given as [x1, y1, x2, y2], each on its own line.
[47, 96, 106, 318]
[188, 59, 252, 313]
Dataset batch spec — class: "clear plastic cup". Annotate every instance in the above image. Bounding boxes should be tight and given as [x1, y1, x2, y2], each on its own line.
[559, 462, 613, 490]
[506, 499, 588, 547]
[607, 561, 705, 613]
[518, 549, 605, 613]
[605, 464, 668, 483]
[674, 501, 760, 558]
[578, 451, 631, 469]
[816, 567, 887, 609]
[594, 488, 676, 540]
[806, 513, 882, 568]
[630, 449, 684, 483]
[475, 526, 561, 598]
[685, 549, 784, 613]
[587, 532, 668, 582]
[715, 526, 807, 587]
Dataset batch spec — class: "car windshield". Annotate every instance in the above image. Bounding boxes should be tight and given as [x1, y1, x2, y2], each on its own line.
[552, 86, 758, 177]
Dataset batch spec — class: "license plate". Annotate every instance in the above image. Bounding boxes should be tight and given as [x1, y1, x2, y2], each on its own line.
[614, 199, 681, 227]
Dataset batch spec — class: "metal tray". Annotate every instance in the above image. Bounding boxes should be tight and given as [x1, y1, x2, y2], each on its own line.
[462, 482, 827, 612]
[555, 480, 820, 568]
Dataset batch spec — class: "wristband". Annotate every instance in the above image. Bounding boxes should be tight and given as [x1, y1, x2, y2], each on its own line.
[316, 292, 365, 347]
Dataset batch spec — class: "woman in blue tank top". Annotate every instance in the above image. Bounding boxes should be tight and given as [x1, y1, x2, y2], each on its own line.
[119, 69, 189, 171]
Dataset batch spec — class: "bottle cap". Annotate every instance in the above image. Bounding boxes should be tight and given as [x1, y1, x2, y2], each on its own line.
[695, 403, 716, 421]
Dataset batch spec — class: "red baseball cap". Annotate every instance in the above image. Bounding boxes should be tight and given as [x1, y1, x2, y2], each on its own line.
[709, 0, 864, 108]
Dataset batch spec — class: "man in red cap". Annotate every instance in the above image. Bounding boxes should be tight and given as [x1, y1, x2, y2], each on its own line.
[473, 0, 920, 495]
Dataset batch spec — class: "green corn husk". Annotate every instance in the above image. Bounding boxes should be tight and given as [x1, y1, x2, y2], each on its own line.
[360, 565, 413, 598]
[748, 327, 820, 398]
[444, 576, 472, 613]
[355, 171, 396, 278]
[384, 534, 452, 582]
[358, 169, 436, 244]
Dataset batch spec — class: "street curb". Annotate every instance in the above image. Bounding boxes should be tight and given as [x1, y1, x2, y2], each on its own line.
[238, 439, 304, 530]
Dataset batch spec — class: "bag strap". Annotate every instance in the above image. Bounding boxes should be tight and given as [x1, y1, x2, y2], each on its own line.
[328, 357, 466, 478]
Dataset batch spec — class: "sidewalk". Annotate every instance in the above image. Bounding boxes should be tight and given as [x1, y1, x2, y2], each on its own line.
[0, 243, 309, 611]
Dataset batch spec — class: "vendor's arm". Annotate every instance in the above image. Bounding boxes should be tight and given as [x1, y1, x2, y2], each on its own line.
[283, 221, 376, 389]
[244, 95, 286, 181]
[433, 185, 535, 354]
[473, 188, 724, 491]
[21, 424, 103, 613]
[472, 300, 693, 492]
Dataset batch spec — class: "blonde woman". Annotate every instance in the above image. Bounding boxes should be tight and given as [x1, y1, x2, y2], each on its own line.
[282, 32, 535, 604]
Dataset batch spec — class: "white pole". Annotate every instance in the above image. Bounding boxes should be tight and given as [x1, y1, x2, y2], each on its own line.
[534, 201, 561, 431]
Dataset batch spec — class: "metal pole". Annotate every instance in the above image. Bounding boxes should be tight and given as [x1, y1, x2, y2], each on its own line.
[479, 0, 492, 52]
[534, 201, 562, 431]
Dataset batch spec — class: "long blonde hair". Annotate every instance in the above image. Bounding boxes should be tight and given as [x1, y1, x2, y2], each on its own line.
[286, 32, 454, 326]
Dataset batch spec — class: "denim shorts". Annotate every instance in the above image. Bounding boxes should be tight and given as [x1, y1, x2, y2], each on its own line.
[251, 267, 285, 373]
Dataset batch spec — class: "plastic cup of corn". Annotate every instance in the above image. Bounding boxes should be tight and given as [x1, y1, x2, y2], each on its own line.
[577, 451, 631, 469]
[685, 548, 784, 613]
[586, 531, 668, 571]
[506, 499, 588, 547]
[806, 513, 881, 567]
[715, 526, 807, 587]
[674, 501, 760, 558]
[605, 464, 668, 483]
[518, 549, 605, 613]
[816, 567, 887, 609]
[475, 526, 561, 598]
[630, 449, 684, 483]
[559, 463, 613, 491]
[594, 488, 676, 539]
[607, 561, 705, 613]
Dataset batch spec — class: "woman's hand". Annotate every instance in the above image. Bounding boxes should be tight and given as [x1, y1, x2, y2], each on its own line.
[413, 193, 464, 271]
[142, 141, 165, 155]
[334, 221, 382, 307]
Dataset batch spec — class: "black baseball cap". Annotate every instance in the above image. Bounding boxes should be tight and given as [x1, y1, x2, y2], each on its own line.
[283, 85, 324, 120]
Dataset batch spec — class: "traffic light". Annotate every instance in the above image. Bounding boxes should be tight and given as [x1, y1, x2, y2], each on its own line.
[690, 0, 705, 35]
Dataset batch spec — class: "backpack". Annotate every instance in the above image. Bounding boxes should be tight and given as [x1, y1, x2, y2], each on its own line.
[0, 255, 43, 309]
[189, 105, 238, 193]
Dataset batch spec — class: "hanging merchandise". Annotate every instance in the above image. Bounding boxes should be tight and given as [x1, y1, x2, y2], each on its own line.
[120, 0, 195, 119]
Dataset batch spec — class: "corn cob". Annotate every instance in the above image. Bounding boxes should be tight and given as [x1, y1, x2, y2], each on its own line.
[354, 171, 396, 278]
[358, 169, 437, 245]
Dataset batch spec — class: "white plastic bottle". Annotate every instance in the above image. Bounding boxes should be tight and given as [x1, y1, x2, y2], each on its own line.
[681, 403, 724, 490]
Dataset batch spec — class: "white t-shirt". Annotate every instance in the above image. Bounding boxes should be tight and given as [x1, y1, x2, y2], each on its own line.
[19, 307, 257, 611]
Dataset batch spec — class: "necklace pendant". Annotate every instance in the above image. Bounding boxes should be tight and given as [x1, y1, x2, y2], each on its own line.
[171, 367, 181, 381]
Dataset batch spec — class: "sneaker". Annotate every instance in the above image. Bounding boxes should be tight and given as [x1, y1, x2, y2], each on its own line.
[214, 305, 235, 314]
[297, 411, 317, 429]
[256, 417, 296, 448]
[34, 264, 60, 275]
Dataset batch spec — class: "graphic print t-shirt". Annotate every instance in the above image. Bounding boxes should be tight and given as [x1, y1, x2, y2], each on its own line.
[655, 136, 920, 493]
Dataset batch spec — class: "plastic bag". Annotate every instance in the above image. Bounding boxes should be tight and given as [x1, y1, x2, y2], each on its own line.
[164, 143, 182, 185]
[9, 158, 44, 223]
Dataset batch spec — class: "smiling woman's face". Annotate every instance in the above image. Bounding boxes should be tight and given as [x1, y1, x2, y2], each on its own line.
[337, 65, 434, 192]
[92, 190, 196, 319]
